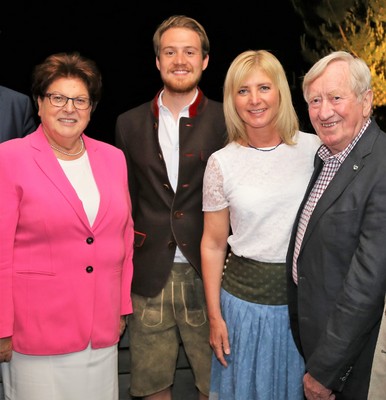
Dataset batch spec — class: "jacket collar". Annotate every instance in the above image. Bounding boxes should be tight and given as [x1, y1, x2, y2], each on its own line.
[151, 87, 206, 119]
[29, 125, 109, 231]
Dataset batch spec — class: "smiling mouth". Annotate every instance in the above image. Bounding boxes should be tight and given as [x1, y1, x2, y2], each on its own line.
[321, 122, 337, 127]
[249, 108, 266, 114]
[172, 69, 189, 74]
[59, 118, 76, 123]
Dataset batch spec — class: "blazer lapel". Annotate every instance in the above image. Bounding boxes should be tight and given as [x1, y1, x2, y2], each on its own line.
[83, 135, 111, 231]
[300, 121, 377, 250]
[31, 127, 92, 229]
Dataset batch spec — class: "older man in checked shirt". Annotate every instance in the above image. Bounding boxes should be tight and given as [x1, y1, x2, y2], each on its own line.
[286, 51, 386, 400]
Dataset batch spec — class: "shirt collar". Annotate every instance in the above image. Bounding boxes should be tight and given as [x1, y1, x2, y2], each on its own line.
[157, 88, 199, 112]
[318, 118, 371, 163]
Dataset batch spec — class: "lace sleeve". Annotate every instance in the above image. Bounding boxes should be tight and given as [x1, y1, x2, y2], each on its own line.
[203, 155, 228, 211]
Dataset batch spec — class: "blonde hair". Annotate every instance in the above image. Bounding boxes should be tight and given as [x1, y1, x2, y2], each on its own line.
[223, 50, 299, 145]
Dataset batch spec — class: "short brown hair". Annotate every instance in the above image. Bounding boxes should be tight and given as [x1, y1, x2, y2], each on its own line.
[31, 51, 102, 112]
[152, 15, 210, 59]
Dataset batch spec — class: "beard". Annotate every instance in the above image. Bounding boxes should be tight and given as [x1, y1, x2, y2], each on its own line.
[162, 71, 202, 94]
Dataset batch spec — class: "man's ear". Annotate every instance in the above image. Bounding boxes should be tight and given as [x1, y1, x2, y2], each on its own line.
[362, 89, 374, 118]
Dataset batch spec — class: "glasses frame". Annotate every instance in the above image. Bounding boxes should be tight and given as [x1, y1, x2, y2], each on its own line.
[45, 93, 92, 110]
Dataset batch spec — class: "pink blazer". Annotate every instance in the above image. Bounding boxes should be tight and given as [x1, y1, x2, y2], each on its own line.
[0, 125, 134, 355]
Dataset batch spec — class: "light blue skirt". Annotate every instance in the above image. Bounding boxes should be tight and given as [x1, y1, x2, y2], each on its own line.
[209, 288, 305, 400]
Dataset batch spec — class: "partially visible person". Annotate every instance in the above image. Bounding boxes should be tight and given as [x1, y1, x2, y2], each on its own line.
[115, 15, 226, 400]
[368, 294, 386, 399]
[0, 85, 36, 141]
[0, 51, 134, 400]
[200, 49, 321, 400]
[287, 50, 386, 400]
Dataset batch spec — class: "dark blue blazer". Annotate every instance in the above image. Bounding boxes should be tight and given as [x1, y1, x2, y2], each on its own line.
[0, 85, 37, 142]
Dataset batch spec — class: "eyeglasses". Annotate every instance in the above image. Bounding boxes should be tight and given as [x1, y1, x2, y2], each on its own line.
[45, 93, 92, 110]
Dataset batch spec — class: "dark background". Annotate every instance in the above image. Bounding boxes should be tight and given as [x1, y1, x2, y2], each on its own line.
[0, 1, 311, 144]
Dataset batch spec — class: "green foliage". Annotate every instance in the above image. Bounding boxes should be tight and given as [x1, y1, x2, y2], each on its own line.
[293, 0, 386, 109]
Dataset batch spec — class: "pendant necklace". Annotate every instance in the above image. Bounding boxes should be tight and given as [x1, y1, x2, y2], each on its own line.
[50, 136, 84, 157]
[248, 140, 283, 152]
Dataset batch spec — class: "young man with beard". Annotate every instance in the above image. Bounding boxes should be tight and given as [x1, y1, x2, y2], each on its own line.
[115, 15, 226, 400]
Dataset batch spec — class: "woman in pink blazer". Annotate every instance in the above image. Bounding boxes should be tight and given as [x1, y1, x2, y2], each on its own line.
[0, 52, 134, 400]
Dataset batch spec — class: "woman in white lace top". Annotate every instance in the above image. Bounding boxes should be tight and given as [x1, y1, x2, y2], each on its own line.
[200, 50, 321, 400]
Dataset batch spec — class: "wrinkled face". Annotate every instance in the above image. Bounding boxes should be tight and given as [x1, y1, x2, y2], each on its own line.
[306, 61, 372, 154]
[156, 27, 208, 94]
[37, 77, 91, 144]
[235, 68, 280, 133]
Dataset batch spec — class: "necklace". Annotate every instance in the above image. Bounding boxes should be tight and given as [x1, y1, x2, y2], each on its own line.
[248, 140, 283, 152]
[50, 136, 84, 156]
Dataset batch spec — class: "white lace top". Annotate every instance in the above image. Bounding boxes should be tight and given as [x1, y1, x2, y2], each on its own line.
[203, 131, 322, 263]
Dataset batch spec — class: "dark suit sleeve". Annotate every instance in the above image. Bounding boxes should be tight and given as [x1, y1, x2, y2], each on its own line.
[114, 114, 139, 217]
[21, 95, 37, 136]
[304, 126, 386, 393]
[0, 87, 37, 141]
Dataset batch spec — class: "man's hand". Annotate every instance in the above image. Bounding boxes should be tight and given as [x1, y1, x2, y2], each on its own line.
[0, 337, 12, 363]
[304, 372, 336, 400]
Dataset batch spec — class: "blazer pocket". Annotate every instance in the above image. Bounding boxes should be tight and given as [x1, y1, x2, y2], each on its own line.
[134, 230, 146, 248]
